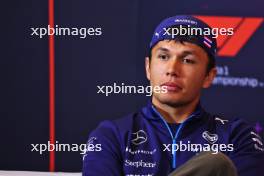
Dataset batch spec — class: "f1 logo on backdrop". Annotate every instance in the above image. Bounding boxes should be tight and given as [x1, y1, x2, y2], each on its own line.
[195, 16, 263, 57]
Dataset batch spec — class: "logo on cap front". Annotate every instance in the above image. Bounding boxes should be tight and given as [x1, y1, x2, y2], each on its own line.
[175, 19, 197, 25]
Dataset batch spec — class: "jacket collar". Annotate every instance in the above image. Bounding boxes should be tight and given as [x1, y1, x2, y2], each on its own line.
[141, 100, 205, 122]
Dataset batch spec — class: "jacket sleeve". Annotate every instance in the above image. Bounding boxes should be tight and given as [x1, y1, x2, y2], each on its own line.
[82, 120, 124, 176]
[228, 118, 264, 176]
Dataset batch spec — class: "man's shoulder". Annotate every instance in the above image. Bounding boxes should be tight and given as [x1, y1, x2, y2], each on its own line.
[206, 112, 260, 141]
[201, 111, 254, 136]
[92, 108, 146, 135]
[210, 113, 253, 130]
[114, 110, 145, 125]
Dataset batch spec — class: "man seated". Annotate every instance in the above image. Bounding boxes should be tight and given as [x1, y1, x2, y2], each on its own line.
[82, 15, 264, 176]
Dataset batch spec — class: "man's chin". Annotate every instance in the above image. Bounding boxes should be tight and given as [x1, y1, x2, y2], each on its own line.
[155, 95, 188, 108]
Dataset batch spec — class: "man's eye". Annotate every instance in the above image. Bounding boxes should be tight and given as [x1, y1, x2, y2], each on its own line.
[158, 54, 169, 60]
[182, 58, 195, 64]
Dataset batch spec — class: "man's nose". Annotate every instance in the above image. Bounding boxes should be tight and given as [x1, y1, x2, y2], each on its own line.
[166, 58, 181, 77]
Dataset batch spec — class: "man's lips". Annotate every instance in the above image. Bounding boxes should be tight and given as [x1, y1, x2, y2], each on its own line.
[161, 82, 183, 92]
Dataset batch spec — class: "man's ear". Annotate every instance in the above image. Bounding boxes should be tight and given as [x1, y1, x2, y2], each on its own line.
[145, 57, 150, 81]
[203, 67, 217, 88]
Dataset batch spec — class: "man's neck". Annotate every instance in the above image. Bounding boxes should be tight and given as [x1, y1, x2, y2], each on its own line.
[152, 98, 199, 123]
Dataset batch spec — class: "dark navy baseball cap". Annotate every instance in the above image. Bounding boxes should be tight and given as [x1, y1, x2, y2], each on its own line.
[149, 15, 217, 57]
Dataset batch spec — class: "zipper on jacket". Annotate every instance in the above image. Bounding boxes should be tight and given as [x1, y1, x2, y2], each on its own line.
[151, 105, 196, 169]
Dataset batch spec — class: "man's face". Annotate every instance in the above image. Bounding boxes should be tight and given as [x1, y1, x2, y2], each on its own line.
[146, 40, 216, 107]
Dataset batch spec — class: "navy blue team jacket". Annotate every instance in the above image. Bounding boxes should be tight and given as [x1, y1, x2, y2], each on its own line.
[83, 101, 264, 176]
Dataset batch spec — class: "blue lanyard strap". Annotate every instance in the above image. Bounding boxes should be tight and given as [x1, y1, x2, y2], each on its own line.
[151, 105, 198, 169]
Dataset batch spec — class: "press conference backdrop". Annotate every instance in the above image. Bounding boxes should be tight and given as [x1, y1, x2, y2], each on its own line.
[1, 0, 263, 172]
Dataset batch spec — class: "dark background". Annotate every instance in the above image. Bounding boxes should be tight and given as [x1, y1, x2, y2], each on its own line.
[1, 0, 263, 172]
